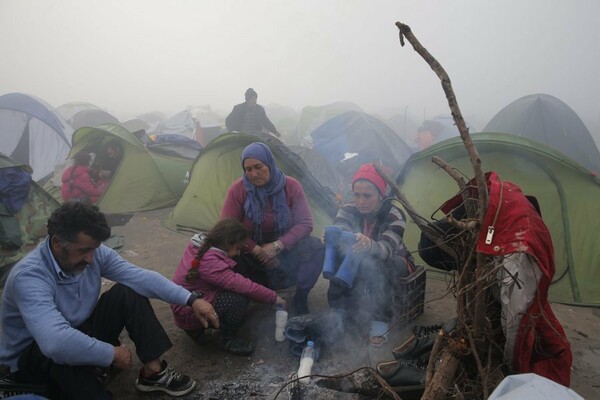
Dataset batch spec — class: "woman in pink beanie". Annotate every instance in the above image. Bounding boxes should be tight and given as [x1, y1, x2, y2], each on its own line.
[326, 163, 415, 346]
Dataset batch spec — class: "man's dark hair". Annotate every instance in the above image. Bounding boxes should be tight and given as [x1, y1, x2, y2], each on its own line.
[47, 203, 111, 242]
[245, 88, 258, 100]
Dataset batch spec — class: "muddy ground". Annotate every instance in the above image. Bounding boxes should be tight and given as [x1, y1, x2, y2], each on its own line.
[101, 208, 599, 399]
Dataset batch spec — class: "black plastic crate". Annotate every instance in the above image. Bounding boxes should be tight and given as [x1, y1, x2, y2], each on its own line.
[392, 264, 426, 324]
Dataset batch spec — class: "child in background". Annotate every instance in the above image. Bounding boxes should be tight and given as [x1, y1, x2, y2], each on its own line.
[60, 151, 104, 203]
[171, 218, 287, 356]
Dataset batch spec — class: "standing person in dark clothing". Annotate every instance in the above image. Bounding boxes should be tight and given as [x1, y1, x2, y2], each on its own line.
[0, 202, 219, 399]
[225, 88, 280, 137]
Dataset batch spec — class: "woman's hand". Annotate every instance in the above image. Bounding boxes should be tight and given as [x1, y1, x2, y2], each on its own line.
[275, 296, 287, 309]
[353, 233, 373, 253]
[260, 242, 279, 262]
[253, 243, 280, 268]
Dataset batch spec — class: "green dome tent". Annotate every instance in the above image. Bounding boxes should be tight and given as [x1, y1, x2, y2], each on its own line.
[1, 154, 59, 280]
[164, 133, 338, 236]
[396, 132, 600, 306]
[66, 124, 196, 213]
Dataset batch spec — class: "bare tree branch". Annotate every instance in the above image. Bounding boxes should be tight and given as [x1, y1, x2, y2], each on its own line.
[395, 22, 488, 221]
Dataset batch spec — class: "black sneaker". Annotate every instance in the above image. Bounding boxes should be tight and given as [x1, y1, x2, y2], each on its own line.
[135, 360, 196, 396]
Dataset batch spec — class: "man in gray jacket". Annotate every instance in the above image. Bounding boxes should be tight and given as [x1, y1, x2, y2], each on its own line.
[0, 202, 219, 399]
[225, 88, 280, 137]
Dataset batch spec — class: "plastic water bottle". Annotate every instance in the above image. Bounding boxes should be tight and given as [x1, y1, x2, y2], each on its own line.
[297, 341, 315, 384]
[274, 304, 288, 342]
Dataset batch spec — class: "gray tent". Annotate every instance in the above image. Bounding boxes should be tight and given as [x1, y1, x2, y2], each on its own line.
[57, 102, 120, 130]
[484, 93, 600, 173]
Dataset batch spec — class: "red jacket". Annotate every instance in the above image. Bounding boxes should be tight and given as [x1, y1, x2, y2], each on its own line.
[61, 165, 104, 203]
[171, 245, 276, 331]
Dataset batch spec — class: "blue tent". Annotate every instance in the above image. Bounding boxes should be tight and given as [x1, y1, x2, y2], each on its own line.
[310, 111, 414, 200]
[0, 93, 72, 181]
[312, 111, 413, 173]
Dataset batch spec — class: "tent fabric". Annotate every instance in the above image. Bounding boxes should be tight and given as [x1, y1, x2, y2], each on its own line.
[0, 166, 32, 214]
[56, 101, 102, 121]
[63, 124, 194, 213]
[483, 93, 600, 173]
[311, 111, 414, 198]
[264, 103, 299, 140]
[488, 373, 583, 400]
[288, 145, 343, 197]
[294, 102, 363, 145]
[395, 132, 600, 306]
[146, 134, 202, 160]
[1, 154, 59, 271]
[69, 109, 120, 130]
[164, 133, 338, 237]
[136, 111, 167, 135]
[387, 113, 418, 144]
[157, 107, 224, 146]
[121, 118, 151, 133]
[56, 102, 120, 130]
[0, 93, 72, 181]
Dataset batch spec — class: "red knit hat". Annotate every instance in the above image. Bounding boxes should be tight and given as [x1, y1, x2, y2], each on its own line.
[352, 163, 386, 196]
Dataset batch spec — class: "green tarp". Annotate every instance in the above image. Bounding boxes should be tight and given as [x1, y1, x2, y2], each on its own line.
[164, 133, 338, 237]
[396, 132, 600, 306]
[1, 154, 59, 272]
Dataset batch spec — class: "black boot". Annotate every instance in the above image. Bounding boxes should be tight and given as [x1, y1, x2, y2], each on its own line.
[393, 318, 457, 360]
[292, 289, 310, 315]
[215, 334, 255, 356]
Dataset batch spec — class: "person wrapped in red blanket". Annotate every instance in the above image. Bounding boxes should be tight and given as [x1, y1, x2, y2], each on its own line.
[420, 171, 572, 387]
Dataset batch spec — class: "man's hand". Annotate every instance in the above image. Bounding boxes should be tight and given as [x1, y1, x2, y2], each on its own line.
[192, 298, 220, 329]
[113, 345, 132, 370]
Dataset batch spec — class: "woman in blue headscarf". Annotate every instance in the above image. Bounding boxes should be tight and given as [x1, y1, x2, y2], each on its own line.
[221, 142, 323, 315]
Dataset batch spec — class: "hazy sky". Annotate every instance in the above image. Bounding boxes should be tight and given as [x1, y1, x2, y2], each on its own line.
[2, 0, 599, 131]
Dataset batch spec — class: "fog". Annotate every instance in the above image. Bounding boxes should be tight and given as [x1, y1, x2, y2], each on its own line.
[2, 0, 599, 133]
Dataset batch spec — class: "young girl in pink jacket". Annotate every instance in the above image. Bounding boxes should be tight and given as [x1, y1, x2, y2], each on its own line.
[171, 218, 286, 356]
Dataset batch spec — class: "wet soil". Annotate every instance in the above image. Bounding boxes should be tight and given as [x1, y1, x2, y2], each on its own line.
[104, 208, 600, 400]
